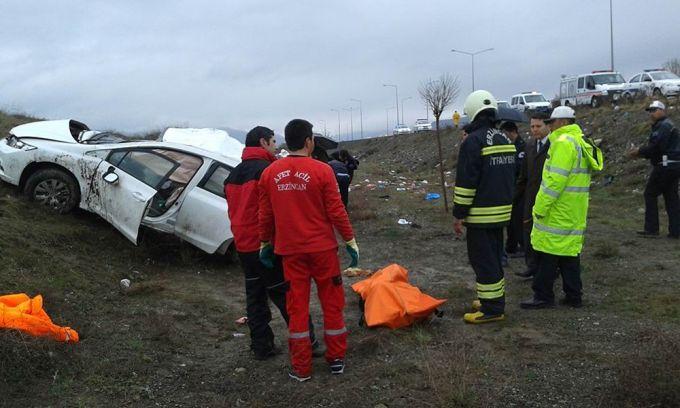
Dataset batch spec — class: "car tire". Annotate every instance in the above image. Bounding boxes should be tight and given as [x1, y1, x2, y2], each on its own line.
[590, 97, 600, 108]
[24, 168, 80, 214]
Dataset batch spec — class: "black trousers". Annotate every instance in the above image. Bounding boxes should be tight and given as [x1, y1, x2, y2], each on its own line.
[532, 251, 582, 303]
[523, 219, 539, 275]
[238, 251, 315, 354]
[466, 227, 505, 315]
[506, 194, 525, 253]
[644, 166, 680, 237]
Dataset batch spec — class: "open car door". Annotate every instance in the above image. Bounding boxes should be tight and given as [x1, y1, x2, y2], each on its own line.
[86, 161, 157, 244]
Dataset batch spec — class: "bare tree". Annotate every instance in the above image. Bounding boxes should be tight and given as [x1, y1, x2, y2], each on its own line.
[419, 73, 461, 212]
[663, 58, 680, 76]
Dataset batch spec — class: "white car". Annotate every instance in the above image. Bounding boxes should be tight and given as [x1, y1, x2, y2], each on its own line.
[497, 100, 511, 109]
[413, 119, 432, 132]
[628, 69, 680, 98]
[510, 92, 551, 112]
[0, 119, 240, 254]
[393, 124, 412, 135]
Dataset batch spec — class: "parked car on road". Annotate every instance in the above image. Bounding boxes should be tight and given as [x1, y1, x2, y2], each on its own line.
[393, 124, 412, 135]
[497, 100, 511, 109]
[510, 92, 551, 112]
[0, 119, 240, 254]
[413, 119, 432, 132]
[559, 70, 634, 107]
[628, 69, 680, 98]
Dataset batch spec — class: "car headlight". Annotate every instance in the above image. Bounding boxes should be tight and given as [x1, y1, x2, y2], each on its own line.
[6, 135, 37, 151]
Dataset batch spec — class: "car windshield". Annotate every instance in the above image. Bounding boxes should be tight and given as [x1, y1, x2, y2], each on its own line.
[651, 72, 679, 80]
[593, 74, 625, 84]
[497, 102, 510, 108]
[524, 95, 546, 103]
[416, 119, 429, 124]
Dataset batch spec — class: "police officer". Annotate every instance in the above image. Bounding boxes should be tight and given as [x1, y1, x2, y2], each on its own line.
[627, 101, 680, 239]
[453, 90, 516, 324]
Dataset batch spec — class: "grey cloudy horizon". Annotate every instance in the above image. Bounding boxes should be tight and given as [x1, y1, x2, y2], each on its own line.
[1, 0, 679, 140]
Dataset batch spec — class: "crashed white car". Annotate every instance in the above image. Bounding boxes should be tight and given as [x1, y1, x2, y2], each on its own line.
[0, 119, 241, 254]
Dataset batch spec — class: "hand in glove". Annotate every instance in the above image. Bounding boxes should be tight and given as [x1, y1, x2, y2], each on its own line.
[259, 242, 275, 269]
[345, 238, 359, 268]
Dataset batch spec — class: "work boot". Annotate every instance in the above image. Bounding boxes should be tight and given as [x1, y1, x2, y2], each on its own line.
[559, 297, 583, 308]
[288, 370, 312, 382]
[311, 339, 325, 358]
[329, 359, 345, 375]
[636, 230, 660, 238]
[463, 311, 505, 324]
[471, 299, 481, 311]
[520, 298, 555, 309]
[252, 345, 281, 361]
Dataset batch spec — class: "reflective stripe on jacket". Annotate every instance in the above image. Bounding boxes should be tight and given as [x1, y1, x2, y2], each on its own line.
[531, 124, 604, 256]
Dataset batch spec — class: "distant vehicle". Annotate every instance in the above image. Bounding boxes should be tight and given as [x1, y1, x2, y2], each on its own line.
[413, 119, 432, 132]
[393, 124, 412, 135]
[559, 70, 634, 107]
[510, 92, 551, 112]
[497, 100, 511, 109]
[628, 69, 680, 98]
[0, 119, 241, 255]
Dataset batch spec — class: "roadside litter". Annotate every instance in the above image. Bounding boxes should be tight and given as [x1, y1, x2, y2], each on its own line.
[425, 193, 441, 201]
[0, 293, 79, 343]
[351, 264, 447, 329]
[397, 218, 412, 225]
[343, 267, 373, 278]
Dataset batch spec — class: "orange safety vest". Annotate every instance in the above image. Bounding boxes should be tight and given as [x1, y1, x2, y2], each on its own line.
[0, 293, 79, 343]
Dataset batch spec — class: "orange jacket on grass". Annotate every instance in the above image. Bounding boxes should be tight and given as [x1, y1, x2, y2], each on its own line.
[0, 293, 79, 343]
[352, 264, 446, 329]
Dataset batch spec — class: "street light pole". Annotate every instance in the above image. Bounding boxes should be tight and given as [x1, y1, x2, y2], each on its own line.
[344, 107, 354, 141]
[385, 106, 395, 137]
[451, 47, 494, 91]
[383, 84, 399, 125]
[330, 108, 341, 141]
[319, 119, 327, 137]
[609, 0, 614, 71]
[401, 96, 412, 126]
[350, 98, 363, 139]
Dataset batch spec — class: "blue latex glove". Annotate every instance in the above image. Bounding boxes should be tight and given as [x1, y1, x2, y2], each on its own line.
[259, 242, 275, 269]
[345, 238, 359, 268]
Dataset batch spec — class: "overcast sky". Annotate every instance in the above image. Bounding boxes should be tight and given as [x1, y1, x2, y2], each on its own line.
[1, 0, 679, 140]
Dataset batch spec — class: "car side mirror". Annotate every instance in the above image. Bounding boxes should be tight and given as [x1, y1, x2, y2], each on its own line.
[103, 167, 119, 184]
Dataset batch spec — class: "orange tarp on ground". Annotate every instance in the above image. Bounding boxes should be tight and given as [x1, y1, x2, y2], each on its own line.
[351, 264, 447, 329]
[0, 293, 79, 343]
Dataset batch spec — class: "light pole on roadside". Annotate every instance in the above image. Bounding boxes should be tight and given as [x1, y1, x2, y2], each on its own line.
[330, 108, 341, 141]
[350, 98, 363, 139]
[385, 106, 396, 136]
[319, 119, 327, 137]
[609, 0, 615, 71]
[451, 47, 494, 91]
[401, 96, 412, 126]
[344, 107, 354, 141]
[383, 84, 400, 125]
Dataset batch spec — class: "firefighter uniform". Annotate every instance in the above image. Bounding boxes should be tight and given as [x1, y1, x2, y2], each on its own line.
[453, 90, 516, 323]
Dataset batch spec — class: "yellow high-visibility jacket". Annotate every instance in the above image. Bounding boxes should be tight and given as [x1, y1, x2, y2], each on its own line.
[531, 124, 603, 256]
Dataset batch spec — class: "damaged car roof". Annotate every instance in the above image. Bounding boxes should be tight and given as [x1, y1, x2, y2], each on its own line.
[10, 119, 90, 143]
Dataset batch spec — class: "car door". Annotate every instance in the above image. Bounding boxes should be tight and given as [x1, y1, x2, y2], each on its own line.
[641, 73, 653, 95]
[174, 161, 234, 254]
[86, 158, 158, 244]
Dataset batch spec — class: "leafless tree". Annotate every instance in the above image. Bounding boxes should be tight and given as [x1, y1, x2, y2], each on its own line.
[663, 58, 680, 76]
[419, 73, 461, 212]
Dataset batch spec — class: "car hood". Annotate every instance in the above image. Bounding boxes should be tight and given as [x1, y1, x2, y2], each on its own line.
[658, 79, 680, 86]
[10, 119, 89, 143]
[597, 83, 627, 91]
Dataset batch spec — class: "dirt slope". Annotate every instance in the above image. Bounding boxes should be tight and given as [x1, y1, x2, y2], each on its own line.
[1, 100, 680, 407]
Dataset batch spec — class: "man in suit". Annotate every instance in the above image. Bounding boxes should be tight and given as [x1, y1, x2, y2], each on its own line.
[515, 112, 551, 278]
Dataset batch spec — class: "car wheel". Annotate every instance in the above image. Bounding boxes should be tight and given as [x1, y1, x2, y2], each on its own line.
[590, 97, 600, 108]
[24, 168, 80, 214]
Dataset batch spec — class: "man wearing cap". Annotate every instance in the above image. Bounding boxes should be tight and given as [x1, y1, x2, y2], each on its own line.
[627, 101, 680, 239]
[521, 106, 603, 309]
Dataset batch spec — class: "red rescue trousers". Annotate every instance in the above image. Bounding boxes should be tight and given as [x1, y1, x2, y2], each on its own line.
[283, 248, 347, 376]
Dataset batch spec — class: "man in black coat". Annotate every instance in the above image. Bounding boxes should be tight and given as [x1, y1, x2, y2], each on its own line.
[500, 121, 527, 257]
[515, 113, 551, 278]
[628, 100, 680, 239]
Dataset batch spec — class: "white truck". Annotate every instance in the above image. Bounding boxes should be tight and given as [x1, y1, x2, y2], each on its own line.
[559, 70, 634, 108]
[510, 92, 551, 112]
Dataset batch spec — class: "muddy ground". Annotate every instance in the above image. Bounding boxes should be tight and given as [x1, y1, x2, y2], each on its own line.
[1, 101, 680, 407]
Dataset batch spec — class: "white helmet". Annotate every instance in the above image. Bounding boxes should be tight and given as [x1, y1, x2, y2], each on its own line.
[463, 90, 498, 121]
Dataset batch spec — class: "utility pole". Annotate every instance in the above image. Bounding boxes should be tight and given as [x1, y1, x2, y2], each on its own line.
[385, 106, 395, 137]
[330, 108, 341, 142]
[319, 119, 327, 137]
[609, 0, 615, 71]
[401, 96, 412, 126]
[451, 48, 494, 91]
[350, 98, 363, 139]
[383, 84, 399, 124]
[344, 107, 354, 141]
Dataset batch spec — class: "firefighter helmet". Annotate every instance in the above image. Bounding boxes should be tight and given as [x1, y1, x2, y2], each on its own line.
[463, 90, 498, 121]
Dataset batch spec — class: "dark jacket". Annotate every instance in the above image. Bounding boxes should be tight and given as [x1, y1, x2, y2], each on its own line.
[514, 136, 526, 179]
[517, 136, 550, 221]
[224, 147, 276, 252]
[452, 117, 516, 228]
[639, 117, 680, 167]
[328, 159, 351, 206]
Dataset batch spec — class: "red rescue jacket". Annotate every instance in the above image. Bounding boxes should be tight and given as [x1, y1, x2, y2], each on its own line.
[258, 155, 354, 256]
[224, 147, 276, 252]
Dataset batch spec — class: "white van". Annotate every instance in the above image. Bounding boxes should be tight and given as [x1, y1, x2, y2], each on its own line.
[559, 71, 634, 108]
[510, 92, 551, 112]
